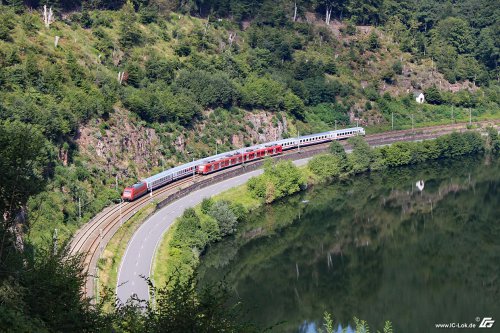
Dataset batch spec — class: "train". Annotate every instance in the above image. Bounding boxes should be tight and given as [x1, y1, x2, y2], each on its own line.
[121, 127, 365, 201]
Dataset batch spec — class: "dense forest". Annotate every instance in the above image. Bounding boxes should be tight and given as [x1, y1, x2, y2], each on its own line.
[0, 0, 499, 331]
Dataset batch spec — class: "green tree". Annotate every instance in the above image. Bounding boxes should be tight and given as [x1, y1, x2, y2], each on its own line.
[283, 91, 305, 120]
[139, 4, 159, 24]
[248, 160, 305, 203]
[486, 127, 500, 154]
[125, 62, 143, 88]
[0, 120, 48, 223]
[347, 136, 373, 173]
[119, 0, 144, 48]
[435, 17, 473, 54]
[308, 154, 343, 179]
[201, 197, 214, 214]
[476, 28, 499, 70]
[208, 200, 238, 236]
[424, 85, 443, 105]
[240, 75, 286, 111]
[145, 57, 176, 83]
[173, 70, 238, 108]
[368, 30, 380, 50]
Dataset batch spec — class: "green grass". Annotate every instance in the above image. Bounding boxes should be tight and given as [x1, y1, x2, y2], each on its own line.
[151, 223, 177, 289]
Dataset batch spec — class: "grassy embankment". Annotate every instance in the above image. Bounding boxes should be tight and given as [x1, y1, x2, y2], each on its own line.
[151, 185, 264, 287]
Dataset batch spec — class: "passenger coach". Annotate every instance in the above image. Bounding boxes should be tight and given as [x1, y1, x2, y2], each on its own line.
[122, 127, 365, 201]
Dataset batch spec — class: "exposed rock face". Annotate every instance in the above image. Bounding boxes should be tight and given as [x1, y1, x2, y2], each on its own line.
[77, 108, 290, 180]
[232, 111, 288, 146]
[77, 107, 163, 179]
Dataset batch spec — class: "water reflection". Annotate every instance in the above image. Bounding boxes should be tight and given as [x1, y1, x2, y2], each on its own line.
[197, 157, 500, 332]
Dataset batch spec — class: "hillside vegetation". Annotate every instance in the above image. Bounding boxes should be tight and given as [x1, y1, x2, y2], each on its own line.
[1, 0, 499, 242]
[0, 0, 499, 331]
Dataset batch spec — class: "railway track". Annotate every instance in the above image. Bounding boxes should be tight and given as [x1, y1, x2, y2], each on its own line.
[69, 175, 202, 298]
[69, 120, 499, 300]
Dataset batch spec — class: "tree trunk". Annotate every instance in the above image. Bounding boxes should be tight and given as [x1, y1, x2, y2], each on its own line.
[293, 2, 297, 22]
[325, 6, 332, 25]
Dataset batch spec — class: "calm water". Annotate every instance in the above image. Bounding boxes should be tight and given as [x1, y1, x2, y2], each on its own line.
[197, 156, 500, 333]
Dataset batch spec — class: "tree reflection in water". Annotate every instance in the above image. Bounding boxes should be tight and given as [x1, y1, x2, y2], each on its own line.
[197, 156, 500, 333]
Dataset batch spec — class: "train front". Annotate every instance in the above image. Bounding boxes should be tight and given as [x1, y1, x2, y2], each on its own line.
[121, 187, 134, 201]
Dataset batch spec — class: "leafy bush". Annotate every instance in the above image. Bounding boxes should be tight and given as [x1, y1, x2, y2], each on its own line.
[424, 85, 444, 105]
[173, 70, 238, 108]
[240, 75, 286, 111]
[347, 136, 373, 173]
[200, 197, 214, 214]
[174, 43, 191, 57]
[145, 57, 176, 84]
[368, 31, 380, 50]
[208, 200, 238, 236]
[392, 61, 403, 75]
[248, 160, 306, 203]
[486, 127, 500, 153]
[308, 154, 343, 179]
[115, 275, 259, 333]
[170, 208, 207, 249]
[139, 4, 158, 24]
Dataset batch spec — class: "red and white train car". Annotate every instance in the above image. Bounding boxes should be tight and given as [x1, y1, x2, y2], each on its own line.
[197, 145, 282, 175]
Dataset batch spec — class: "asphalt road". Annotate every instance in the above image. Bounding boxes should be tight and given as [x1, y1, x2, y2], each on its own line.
[116, 158, 311, 303]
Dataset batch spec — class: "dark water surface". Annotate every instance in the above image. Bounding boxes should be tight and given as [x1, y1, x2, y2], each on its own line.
[197, 156, 500, 333]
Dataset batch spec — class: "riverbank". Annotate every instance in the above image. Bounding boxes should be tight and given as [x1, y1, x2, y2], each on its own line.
[152, 129, 499, 288]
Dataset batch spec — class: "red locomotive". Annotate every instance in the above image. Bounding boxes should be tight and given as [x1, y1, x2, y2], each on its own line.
[121, 182, 148, 201]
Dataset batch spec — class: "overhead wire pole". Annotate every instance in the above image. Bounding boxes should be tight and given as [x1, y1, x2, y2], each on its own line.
[392, 112, 394, 130]
[119, 199, 123, 226]
[192, 158, 195, 182]
[297, 130, 300, 153]
[469, 108, 472, 125]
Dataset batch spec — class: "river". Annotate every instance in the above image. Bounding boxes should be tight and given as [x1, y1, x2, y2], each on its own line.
[196, 156, 500, 332]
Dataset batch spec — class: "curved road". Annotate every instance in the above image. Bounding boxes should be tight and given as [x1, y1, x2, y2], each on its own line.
[115, 122, 500, 303]
[116, 158, 312, 303]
